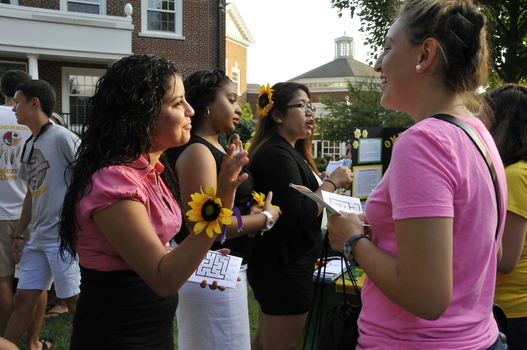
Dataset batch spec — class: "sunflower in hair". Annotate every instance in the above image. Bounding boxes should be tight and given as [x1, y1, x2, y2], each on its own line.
[186, 185, 233, 238]
[256, 84, 274, 118]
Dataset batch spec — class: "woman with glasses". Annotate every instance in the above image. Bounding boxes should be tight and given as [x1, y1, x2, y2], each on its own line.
[248, 82, 353, 349]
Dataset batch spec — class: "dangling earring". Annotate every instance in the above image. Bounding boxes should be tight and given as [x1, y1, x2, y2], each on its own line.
[416, 64, 422, 71]
[205, 108, 210, 118]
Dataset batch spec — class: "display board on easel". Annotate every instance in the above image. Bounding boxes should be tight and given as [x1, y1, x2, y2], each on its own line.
[351, 127, 406, 200]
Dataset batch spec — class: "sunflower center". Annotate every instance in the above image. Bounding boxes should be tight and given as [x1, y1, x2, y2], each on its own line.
[201, 199, 221, 221]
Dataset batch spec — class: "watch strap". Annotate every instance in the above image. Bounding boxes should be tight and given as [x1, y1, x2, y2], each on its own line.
[261, 211, 274, 232]
[343, 234, 371, 262]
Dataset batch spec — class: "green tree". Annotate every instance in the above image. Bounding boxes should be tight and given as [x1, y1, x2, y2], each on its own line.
[316, 80, 413, 142]
[240, 102, 254, 121]
[330, 0, 527, 84]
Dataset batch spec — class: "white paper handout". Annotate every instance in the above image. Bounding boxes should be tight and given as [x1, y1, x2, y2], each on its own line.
[314, 258, 349, 281]
[320, 190, 362, 214]
[289, 183, 363, 215]
[187, 250, 242, 289]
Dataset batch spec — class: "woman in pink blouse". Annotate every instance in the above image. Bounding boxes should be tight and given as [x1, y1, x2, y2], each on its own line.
[58, 54, 249, 350]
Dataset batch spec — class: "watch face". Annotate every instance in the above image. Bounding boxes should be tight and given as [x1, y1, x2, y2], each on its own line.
[343, 243, 352, 261]
[266, 218, 275, 229]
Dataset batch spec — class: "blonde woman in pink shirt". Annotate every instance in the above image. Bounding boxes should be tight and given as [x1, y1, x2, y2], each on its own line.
[327, 1, 508, 349]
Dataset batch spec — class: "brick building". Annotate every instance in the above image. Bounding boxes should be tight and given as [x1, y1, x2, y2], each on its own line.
[225, 2, 253, 104]
[0, 0, 253, 131]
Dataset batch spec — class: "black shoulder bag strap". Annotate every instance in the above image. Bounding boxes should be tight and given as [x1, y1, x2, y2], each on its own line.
[433, 114, 509, 337]
[432, 114, 501, 240]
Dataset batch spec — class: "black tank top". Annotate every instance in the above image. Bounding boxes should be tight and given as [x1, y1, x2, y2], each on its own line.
[165, 135, 254, 263]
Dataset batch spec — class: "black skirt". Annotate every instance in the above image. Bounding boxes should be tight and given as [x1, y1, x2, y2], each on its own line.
[248, 242, 320, 316]
[70, 266, 178, 350]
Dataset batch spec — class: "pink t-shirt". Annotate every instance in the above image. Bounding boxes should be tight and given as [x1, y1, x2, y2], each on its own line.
[75, 156, 182, 271]
[361, 116, 506, 349]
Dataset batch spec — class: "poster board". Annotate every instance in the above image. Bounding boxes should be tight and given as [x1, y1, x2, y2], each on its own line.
[351, 127, 406, 199]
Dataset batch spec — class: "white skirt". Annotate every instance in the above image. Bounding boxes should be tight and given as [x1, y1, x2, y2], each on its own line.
[176, 264, 250, 350]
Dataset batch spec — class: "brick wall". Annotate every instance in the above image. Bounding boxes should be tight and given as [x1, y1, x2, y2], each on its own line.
[19, 0, 59, 9]
[119, 0, 226, 79]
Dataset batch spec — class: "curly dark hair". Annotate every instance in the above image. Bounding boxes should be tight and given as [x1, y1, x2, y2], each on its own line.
[59, 54, 183, 260]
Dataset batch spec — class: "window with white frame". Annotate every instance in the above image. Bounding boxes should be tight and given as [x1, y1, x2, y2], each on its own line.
[141, 0, 183, 38]
[231, 68, 240, 96]
[61, 68, 105, 129]
[60, 0, 106, 15]
[321, 140, 343, 159]
[339, 42, 351, 57]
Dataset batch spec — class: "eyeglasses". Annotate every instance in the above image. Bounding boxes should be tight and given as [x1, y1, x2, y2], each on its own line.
[286, 103, 316, 114]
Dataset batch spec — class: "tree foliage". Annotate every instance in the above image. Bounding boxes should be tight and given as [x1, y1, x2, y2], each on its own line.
[316, 80, 413, 143]
[222, 103, 256, 146]
[330, 0, 527, 84]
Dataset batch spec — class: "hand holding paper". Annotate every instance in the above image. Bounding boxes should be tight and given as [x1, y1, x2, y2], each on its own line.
[289, 183, 362, 215]
[187, 250, 242, 289]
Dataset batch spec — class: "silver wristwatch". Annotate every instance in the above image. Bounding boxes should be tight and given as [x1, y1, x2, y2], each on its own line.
[342, 234, 371, 262]
[261, 211, 275, 232]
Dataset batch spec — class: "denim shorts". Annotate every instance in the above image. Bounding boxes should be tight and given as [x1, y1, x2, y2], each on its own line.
[484, 333, 508, 350]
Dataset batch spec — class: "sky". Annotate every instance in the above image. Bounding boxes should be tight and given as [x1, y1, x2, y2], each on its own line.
[233, 0, 373, 86]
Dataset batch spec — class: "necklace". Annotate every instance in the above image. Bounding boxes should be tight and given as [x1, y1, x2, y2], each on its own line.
[21, 120, 52, 164]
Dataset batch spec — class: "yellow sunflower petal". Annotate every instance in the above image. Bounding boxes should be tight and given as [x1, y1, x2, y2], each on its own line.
[187, 202, 203, 210]
[219, 215, 232, 226]
[221, 207, 233, 216]
[213, 221, 223, 234]
[213, 197, 224, 208]
[205, 222, 217, 237]
[252, 191, 266, 206]
[193, 221, 207, 234]
[191, 192, 210, 204]
[204, 185, 216, 197]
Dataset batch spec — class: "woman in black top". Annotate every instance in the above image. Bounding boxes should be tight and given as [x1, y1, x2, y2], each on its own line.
[165, 69, 280, 350]
[248, 82, 353, 350]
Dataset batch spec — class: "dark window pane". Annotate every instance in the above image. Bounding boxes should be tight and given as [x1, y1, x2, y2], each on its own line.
[147, 11, 175, 32]
[68, 3, 99, 14]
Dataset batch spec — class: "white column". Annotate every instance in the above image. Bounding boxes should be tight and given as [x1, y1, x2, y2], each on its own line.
[27, 55, 39, 79]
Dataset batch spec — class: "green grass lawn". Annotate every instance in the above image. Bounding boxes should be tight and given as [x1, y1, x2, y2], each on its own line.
[16, 287, 260, 350]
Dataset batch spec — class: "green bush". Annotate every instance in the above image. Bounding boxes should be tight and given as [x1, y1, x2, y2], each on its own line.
[314, 157, 326, 173]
